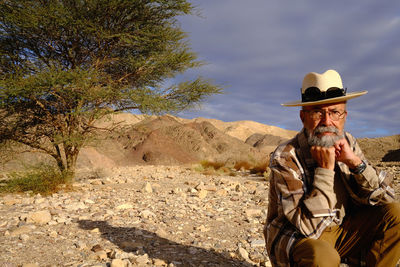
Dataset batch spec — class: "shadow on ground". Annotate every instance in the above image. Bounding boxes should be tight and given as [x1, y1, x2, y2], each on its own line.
[78, 220, 253, 267]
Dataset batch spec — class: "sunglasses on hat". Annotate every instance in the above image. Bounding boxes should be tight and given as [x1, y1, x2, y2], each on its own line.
[301, 87, 347, 103]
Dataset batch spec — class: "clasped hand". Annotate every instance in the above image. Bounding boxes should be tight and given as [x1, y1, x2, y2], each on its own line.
[310, 138, 362, 170]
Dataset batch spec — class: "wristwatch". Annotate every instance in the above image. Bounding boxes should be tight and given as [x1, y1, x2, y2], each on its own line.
[350, 160, 367, 174]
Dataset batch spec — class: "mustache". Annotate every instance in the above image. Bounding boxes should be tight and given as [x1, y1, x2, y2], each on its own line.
[313, 126, 340, 135]
[307, 126, 344, 147]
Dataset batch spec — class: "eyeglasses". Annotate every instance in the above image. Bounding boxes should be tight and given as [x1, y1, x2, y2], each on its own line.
[302, 87, 347, 102]
[303, 109, 347, 121]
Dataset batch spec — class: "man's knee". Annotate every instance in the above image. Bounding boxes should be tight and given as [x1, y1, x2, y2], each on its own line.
[292, 238, 340, 267]
[381, 202, 400, 226]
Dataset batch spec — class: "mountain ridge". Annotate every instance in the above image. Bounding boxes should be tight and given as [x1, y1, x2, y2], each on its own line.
[1, 113, 399, 173]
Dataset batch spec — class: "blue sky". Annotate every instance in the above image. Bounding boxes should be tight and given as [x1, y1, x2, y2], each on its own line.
[173, 0, 400, 138]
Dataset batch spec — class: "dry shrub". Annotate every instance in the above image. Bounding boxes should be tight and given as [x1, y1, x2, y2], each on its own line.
[234, 161, 252, 171]
[194, 160, 236, 176]
[234, 158, 270, 174]
[250, 160, 269, 175]
[200, 160, 225, 170]
[193, 158, 271, 177]
[0, 164, 72, 195]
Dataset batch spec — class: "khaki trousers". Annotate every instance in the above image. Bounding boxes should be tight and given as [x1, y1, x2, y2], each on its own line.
[291, 203, 400, 267]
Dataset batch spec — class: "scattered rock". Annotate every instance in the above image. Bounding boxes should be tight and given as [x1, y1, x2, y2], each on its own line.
[116, 203, 133, 210]
[197, 189, 208, 199]
[155, 228, 169, 238]
[153, 258, 168, 266]
[95, 250, 108, 260]
[91, 244, 103, 252]
[26, 210, 51, 225]
[238, 246, 249, 260]
[111, 259, 128, 267]
[3, 195, 22, 206]
[250, 239, 266, 248]
[91, 228, 100, 233]
[134, 254, 150, 265]
[20, 234, 30, 242]
[143, 182, 153, 193]
[245, 208, 262, 218]
[140, 209, 156, 219]
[1, 164, 396, 266]
[9, 225, 36, 237]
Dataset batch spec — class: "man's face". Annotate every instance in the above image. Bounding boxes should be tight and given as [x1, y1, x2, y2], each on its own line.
[300, 102, 347, 147]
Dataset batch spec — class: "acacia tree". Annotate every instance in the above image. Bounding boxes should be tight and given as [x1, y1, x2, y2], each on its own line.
[0, 0, 222, 177]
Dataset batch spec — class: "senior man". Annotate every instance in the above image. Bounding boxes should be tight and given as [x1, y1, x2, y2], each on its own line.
[264, 69, 400, 267]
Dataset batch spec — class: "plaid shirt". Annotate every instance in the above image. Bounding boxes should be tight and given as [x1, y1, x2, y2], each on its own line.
[264, 129, 396, 267]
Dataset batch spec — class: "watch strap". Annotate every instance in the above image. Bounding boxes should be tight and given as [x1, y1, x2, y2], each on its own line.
[350, 160, 367, 174]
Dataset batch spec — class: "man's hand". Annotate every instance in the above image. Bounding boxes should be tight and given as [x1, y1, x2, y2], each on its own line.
[334, 138, 362, 169]
[310, 145, 336, 170]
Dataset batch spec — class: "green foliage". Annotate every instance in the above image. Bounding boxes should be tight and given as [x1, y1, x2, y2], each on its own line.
[0, 164, 72, 195]
[0, 0, 222, 176]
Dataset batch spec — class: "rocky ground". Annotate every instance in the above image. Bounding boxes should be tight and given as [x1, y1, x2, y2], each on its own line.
[1, 162, 399, 267]
[0, 166, 272, 267]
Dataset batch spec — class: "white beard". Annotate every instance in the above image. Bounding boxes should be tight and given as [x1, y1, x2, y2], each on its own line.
[307, 126, 344, 147]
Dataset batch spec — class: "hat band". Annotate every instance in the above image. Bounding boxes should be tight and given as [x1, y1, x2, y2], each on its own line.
[302, 87, 347, 103]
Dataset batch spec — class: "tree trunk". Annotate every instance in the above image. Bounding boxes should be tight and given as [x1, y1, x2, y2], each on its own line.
[65, 145, 80, 181]
[54, 144, 66, 173]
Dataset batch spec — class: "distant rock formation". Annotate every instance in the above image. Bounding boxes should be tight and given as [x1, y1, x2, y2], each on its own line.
[2, 113, 398, 172]
[76, 114, 298, 168]
[98, 115, 268, 166]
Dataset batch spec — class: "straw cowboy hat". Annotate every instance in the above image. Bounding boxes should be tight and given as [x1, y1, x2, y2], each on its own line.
[282, 69, 367, 107]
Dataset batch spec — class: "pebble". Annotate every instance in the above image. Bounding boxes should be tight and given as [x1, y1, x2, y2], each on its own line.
[20, 234, 30, 242]
[116, 204, 133, 210]
[10, 225, 36, 237]
[245, 208, 262, 218]
[26, 210, 52, 225]
[143, 182, 153, 193]
[250, 239, 266, 248]
[3, 195, 22, 205]
[198, 189, 208, 199]
[140, 209, 156, 219]
[110, 259, 128, 267]
[238, 246, 250, 260]
[153, 258, 168, 266]
[135, 254, 150, 264]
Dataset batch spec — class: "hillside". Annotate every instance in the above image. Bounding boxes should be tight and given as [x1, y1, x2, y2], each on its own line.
[80, 115, 272, 168]
[358, 135, 400, 162]
[1, 113, 399, 173]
